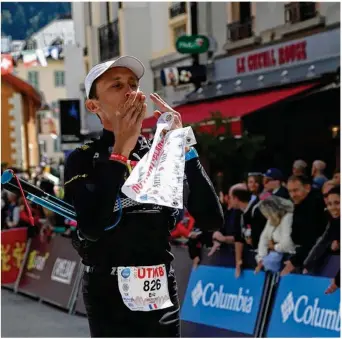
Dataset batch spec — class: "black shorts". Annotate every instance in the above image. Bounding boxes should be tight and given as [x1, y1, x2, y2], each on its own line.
[82, 265, 180, 338]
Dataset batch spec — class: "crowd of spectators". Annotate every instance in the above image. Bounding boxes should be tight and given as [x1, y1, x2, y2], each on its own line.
[1, 164, 72, 241]
[171, 159, 340, 293]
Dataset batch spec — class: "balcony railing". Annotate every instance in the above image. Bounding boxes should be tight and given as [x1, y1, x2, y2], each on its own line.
[98, 20, 120, 62]
[227, 17, 254, 42]
[169, 2, 187, 19]
[285, 2, 317, 24]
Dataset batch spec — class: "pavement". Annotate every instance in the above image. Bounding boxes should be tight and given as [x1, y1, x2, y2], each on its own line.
[1, 288, 89, 338]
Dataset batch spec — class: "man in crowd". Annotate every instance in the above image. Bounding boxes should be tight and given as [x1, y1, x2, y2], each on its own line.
[311, 160, 328, 190]
[292, 159, 307, 177]
[281, 175, 326, 276]
[230, 186, 266, 277]
[263, 168, 289, 199]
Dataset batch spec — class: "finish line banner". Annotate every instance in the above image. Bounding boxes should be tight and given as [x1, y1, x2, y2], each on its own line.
[267, 274, 340, 338]
[1, 228, 28, 285]
[180, 266, 265, 335]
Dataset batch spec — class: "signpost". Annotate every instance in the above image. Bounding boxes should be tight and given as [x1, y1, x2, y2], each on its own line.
[176, 35, 210, 54]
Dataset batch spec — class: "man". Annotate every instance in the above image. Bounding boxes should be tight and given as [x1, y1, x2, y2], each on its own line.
[311, 160, 328, 190]
[292, 159, 307, 176]
[281, 175, 326, 276]
[332, 168, 340, 185]
[263, 168, 289, 199]
[64, 56, 223, 337]
[230, 185, 266, 278]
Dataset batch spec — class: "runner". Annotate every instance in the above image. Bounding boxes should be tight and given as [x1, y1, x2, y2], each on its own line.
[64, 55, 224, 337]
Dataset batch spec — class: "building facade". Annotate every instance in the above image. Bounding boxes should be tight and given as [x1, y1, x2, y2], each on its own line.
[1, 73, 41, 170]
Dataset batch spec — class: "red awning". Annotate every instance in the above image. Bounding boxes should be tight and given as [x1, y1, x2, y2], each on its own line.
[142, 83, 316, 130]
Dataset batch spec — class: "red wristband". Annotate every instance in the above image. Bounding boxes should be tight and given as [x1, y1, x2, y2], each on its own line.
[110, 153, 128, 163]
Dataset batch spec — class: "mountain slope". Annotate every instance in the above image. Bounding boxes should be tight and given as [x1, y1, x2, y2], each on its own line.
[1, 2, 71, 40]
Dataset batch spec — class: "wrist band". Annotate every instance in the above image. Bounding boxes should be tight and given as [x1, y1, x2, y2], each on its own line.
[109, 154, 139, 169]
[185, 147, 199, 161]
[110, 153, 128, 163]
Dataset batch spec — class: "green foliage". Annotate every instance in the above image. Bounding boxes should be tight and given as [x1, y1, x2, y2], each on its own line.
[1, 2, 71, 40]
[189, 112, 265, 184]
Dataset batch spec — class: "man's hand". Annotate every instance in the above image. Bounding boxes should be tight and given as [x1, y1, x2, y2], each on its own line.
[325, 278, 339, 294]
[207, 241, 221, 257]
[331, 240, 340, 251]
[150, 93, 182, 130]
[112, 91, 147, 157]
[235, 260, 243, 278]
[280, 260, 295, 276]
[255, 261, 263, 274]
[212, 231, 225, 243]
[268, 239, 275, 251]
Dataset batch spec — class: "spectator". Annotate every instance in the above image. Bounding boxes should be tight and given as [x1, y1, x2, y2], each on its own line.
[231, 186, 267, 277]
[263, 168, 290, 199]
[1, 190, 9, 229]
[281, 175, 326, 276]
[311, 160, 328, 190]
[211, 184, 245, 249]
[332, 168, 340, 186]
[325, 269, 340, 294]
[5, 192, 20, 228]
[255, 196, 296, 273]
[247, 172, 264, 202]
[322, 180, 336, 206]
[292, 160, 308, 177]
[170, 209, 195, 239]
[303, 186, 340, 273]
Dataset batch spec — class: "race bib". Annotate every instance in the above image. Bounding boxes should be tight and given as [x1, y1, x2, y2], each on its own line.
[121, 112, 196, 209]
[117, 264, 173, 312]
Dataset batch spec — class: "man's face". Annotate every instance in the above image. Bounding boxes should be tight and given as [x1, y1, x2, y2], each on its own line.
[86, 67, 139, 129]
[333, 172, 340, 185]
[264, 177, 280, 191]
[327, 193, 340, 219]
[287, 179, 310, 205]
[229, 193, 240, 209]
[322, 183, 335, 206]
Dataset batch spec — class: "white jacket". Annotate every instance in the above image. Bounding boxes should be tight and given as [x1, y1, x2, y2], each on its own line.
[256, 212, 296, 263]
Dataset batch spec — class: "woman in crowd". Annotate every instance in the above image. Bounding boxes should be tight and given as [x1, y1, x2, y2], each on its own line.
[303, 185, 340, 274]
[247, 172, 264, 202]
[255, 195, 296, 273]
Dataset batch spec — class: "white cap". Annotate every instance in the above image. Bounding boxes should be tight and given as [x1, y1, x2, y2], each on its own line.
[85, 55, 145, 98]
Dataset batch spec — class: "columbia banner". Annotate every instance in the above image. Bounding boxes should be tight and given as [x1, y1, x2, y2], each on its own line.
[267, 274, 340, 338]
[1, 228, 28, 285]
[180, 266, 266, 336]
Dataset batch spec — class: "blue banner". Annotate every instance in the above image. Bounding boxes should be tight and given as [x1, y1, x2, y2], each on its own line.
[180, 266, 266, 335]
[267, 274, 340, 338]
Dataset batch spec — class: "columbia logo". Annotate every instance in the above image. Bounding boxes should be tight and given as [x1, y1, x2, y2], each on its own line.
[192, 280, 203, 306]
[281, 292, 295, 323]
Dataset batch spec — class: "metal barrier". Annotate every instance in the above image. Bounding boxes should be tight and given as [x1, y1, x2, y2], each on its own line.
[2, 230, 340, 338]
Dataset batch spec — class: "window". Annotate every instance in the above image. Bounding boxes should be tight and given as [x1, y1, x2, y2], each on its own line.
[54, 71, 65, 87]
[173, 24, 187, 46]
[53, 137, 60, 153]
[28, 71, 39, 89]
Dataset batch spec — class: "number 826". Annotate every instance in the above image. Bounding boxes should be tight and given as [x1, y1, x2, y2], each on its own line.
[143, 279, 161, 292]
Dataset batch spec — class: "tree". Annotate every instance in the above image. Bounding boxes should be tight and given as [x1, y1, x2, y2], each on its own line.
[190, 112, 265, 188]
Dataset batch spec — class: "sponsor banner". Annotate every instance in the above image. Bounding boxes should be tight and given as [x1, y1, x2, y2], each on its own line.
[267, 274, 341, 338]
[181, 266, 265, 335]
[18, 236, 80, 309]
[1, 228, 28, 285]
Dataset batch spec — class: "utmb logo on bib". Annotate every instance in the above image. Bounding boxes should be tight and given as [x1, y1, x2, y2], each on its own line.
[268, 274, 341, 338]
[181, 266, 265, 335]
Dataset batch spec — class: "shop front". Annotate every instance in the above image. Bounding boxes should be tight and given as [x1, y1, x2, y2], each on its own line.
[142, 28, 340, 177]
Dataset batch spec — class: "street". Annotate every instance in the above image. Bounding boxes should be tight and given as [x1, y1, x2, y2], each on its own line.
[1, 288, 89, 338]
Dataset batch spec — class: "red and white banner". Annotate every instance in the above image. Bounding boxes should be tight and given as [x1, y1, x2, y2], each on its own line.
[1, 228, 28, 284]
